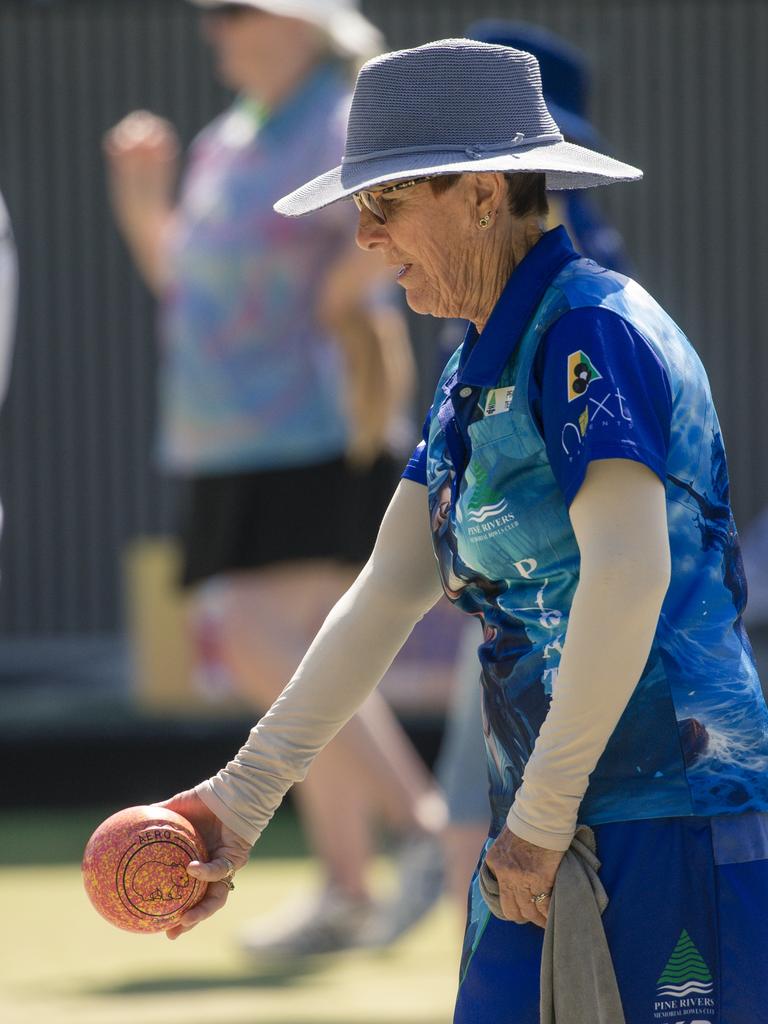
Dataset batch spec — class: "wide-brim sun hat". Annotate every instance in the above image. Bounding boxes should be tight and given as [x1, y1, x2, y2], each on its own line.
[188, 0, 384, 62]
[275, 38, 642, 218]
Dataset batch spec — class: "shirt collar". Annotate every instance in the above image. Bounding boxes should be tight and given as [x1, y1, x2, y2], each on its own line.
[458, 225, 580, 387]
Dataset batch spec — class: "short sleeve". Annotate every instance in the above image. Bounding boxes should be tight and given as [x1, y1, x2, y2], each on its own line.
[531, 307, 673, 506]
[401, 408, 432, 486]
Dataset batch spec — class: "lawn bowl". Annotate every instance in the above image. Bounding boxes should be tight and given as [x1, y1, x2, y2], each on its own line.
[82, 805, 208, 933]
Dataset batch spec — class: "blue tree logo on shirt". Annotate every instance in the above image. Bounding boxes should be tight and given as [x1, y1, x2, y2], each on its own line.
[567, 350, 603, 401]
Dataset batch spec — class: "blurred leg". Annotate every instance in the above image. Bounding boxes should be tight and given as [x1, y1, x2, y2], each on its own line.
[435, 619, 493, 910]
[291, 743, 373, 899]
[442, 824, 490, 909]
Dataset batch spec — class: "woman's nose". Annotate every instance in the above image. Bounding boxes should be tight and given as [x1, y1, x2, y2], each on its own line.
[355, 209, 389, 251]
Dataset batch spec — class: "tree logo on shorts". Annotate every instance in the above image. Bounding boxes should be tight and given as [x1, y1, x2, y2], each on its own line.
[567, 351, 602, 402]
[656, 929, 714, 999]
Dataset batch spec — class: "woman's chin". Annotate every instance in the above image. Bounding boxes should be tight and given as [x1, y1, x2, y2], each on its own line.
[404, 288, 440, 318]
[213, 57, 254, 93]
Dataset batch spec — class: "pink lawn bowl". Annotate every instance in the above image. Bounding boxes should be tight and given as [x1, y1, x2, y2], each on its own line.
[82, 805, 208, 933]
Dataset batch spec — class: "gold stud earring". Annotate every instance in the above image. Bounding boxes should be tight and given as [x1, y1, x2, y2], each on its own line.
[479, 213, 492, 229]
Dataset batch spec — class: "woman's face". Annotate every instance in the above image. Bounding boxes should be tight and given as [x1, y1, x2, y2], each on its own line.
[355, 175, 493, 321]
[201, 8, 323, 95]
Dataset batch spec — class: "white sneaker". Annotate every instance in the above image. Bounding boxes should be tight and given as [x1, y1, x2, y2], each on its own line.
[239, 885, 374, 958]
[357, 833, 445, 948]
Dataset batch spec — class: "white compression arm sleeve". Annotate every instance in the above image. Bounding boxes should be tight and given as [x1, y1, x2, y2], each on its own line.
[196, 480, 444, 845]
[507, 459, 672, 851]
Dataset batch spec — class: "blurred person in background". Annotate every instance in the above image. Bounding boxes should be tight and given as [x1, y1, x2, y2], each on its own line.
[434, 20, 635, 909]
[0, 188, 18, 546]
[103, 0, 446, 957]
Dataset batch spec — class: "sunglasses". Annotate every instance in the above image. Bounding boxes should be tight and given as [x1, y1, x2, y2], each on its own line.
[352, 175, 439, 224]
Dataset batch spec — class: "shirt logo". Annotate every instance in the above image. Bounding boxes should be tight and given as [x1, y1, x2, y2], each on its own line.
[484, 386, 515, 417]
[467, 498, 509, 524]
[656, 930, 713, 1000]
[578, 406, 589, 436]
[567, 350, 603, 402]
[653, 929, 716, 1023]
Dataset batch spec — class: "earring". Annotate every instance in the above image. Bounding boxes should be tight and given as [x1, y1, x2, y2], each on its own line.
[479, 212, 492, 229]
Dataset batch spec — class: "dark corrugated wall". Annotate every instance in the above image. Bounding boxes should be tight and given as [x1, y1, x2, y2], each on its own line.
[0, 0, 766, 635]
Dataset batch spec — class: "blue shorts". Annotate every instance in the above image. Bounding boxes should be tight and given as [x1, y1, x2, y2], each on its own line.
[454, 812, 768, 1024]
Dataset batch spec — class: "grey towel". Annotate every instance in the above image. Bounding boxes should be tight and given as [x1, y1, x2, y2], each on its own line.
[479, 825, 625, 1024]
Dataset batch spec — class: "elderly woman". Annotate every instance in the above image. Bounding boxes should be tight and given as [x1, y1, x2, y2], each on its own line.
[162, 40, 768, 1022]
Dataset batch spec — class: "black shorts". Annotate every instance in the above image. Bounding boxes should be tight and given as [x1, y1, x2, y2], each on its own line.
[177, 454, 399, 589]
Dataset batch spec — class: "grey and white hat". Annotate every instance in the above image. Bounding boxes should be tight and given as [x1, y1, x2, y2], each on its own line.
[188, 0, 384, 62]
[275, 38, 642, 218]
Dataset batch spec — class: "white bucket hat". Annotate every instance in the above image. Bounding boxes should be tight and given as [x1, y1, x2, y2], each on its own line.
[188, 0, 384, 62]
[275, 38, 643, 218]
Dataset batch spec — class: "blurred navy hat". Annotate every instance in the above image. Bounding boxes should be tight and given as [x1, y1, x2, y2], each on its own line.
[466, 20, 605, 151]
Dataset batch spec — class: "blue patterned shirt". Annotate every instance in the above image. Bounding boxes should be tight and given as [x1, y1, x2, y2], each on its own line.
[405, 226, 768, 833]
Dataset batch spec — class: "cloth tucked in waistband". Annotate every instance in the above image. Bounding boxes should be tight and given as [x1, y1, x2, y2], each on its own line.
[479, 824, 625, 1024]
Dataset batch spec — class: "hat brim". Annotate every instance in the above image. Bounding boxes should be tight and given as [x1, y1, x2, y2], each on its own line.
[274, 140, 642, 217]
[188, 0, 384, 60]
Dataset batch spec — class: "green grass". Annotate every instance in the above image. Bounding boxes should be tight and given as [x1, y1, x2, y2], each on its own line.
[0, 805, 310, 865]
[0, 809, 460, 1024]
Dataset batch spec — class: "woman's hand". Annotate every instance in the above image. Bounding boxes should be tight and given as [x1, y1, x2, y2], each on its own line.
[103, 110, 180, 216]
[484, 826, 565, 928]
[102, 110, 180, 293]
[156, 789, 253, 940]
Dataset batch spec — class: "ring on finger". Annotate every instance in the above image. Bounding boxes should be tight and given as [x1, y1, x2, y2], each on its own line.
[531, 891, 551, 905]
[221, 857, 236, 892]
